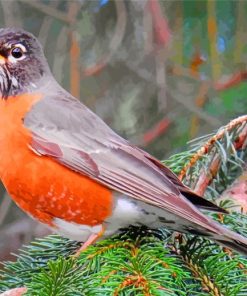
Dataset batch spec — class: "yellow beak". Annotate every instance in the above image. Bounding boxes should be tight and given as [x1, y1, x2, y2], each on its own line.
[0, 55, 6, 65]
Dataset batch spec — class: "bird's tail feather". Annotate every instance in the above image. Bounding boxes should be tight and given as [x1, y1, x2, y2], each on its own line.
[211, 225, 247, 256]
[182, 216, 247, 255]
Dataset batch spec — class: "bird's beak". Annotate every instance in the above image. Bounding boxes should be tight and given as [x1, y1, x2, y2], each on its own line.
[0, 55, 5, 65]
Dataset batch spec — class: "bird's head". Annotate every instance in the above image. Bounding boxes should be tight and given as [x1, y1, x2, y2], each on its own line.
[0, 28, 51, 99]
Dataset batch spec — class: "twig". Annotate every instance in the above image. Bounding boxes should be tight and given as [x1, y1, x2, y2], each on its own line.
[142, 117, 171, 145]
[214, 71, 247, 91]
[143, 2, 153, 55]
[52, 26, 69, 84]
[87, 241, 135, 260]
[187, 125, 247, 196]
[38, 0, 59, 45]
[193, 154, 221, 195]
[69, 2, 81, 98]
[117, 55, 221, 127]
[189, 51, 206, 78]
[155, 51, 168, 111]
[179, 116, 247, 181]
[172, 2, 183, 65]
[147, 0, 171, 47]
[234, 1, 245, 64]
[189, 81, 210, 138]
[170, 90, 221, 127]
[1, 0, 22, 27]
[207, 0, 220, 81]
[170, 64, 247, 93]
[82, 0, 127, 77]
[19, 0, 70, 24]
[168, 64, 204, 82]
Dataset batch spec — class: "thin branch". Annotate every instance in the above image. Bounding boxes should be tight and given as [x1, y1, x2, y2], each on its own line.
[1, 0, 22, 27]
[207, 0, 221, 81]
[142, 117, 171, 145]
[155, 52, 168, 111]
[168, 64, 203, 82]
[170, 90, 221, 127]
[189, 81, 210, 138]
[19, 0, 70, 24]
[69, 2, 81, 98]
[170, 65, 247, 92]
[179, 116, 247, 180]
[234, 1, 246, 64]
[52, 27, 69, 84]
[38, 0, 60, 45]
[117, 56, 221, 127]
[193, 154, 221, 195]
[147, 0, 171, 47]
[147, 0, 171, 111]
[214, 71, 247, 91]
[143, 2, 153, 55]
[172, 2, 184, 65]
[82, 0, 127, 77]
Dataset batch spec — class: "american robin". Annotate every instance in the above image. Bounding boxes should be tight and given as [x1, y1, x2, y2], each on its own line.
[0, 28, 246, 254]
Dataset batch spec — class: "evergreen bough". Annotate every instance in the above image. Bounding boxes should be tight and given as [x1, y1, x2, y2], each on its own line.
[0, 116, 246, 296]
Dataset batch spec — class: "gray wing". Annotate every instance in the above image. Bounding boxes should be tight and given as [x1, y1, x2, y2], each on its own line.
[24, 93, 224, 230]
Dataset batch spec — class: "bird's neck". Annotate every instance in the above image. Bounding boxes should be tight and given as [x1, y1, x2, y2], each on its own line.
[0, 93, 42, 175]
[0, 67, 55, 100]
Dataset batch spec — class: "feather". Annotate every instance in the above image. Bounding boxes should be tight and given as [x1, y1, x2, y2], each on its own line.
[24, 91, 247, 255]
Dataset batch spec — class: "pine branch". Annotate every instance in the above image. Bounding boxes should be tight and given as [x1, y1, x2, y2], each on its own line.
[178, 115, 247, 182]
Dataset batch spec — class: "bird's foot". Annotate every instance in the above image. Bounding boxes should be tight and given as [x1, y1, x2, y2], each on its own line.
[74, 225, 105, 256]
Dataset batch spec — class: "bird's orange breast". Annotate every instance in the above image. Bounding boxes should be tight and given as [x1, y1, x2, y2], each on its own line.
[0, 94, 113, 227]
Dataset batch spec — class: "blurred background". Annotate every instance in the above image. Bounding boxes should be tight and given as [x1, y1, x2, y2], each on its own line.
[0, 0, 246, 262]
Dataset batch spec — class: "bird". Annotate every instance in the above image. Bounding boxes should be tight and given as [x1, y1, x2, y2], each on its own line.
[0, 27, 246, 254]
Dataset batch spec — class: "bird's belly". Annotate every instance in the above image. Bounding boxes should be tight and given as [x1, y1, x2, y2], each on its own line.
[103, 193, 180, 237]
[52, 218, 103, 241]
[0, 146, 113, 228]
[51, 193, 178, 241]
[48, 194, 160, 241]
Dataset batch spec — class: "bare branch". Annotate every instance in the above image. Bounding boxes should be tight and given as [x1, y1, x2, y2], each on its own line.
[19, 0, 70, 24]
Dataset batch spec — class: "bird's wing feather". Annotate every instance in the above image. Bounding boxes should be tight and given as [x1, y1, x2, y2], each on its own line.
[24, 93, 223, 231]
[142, 154, 227, 213]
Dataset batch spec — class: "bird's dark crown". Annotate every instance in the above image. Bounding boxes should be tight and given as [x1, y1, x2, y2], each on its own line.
[0, 28, 51, 99]
[0, 28, 39, 53]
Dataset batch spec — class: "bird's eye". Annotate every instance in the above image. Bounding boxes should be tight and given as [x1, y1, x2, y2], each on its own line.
[10, 44, 26, 60]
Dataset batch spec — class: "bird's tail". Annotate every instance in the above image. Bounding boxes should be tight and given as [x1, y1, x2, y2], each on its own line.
[180, 213, 247, 255]
[210, 224, 247, 256]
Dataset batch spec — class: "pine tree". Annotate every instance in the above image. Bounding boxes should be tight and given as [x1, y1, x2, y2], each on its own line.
[0, 116, 246, 296]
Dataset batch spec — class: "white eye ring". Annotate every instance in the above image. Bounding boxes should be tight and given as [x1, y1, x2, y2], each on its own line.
[9, 44, 27, 62]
